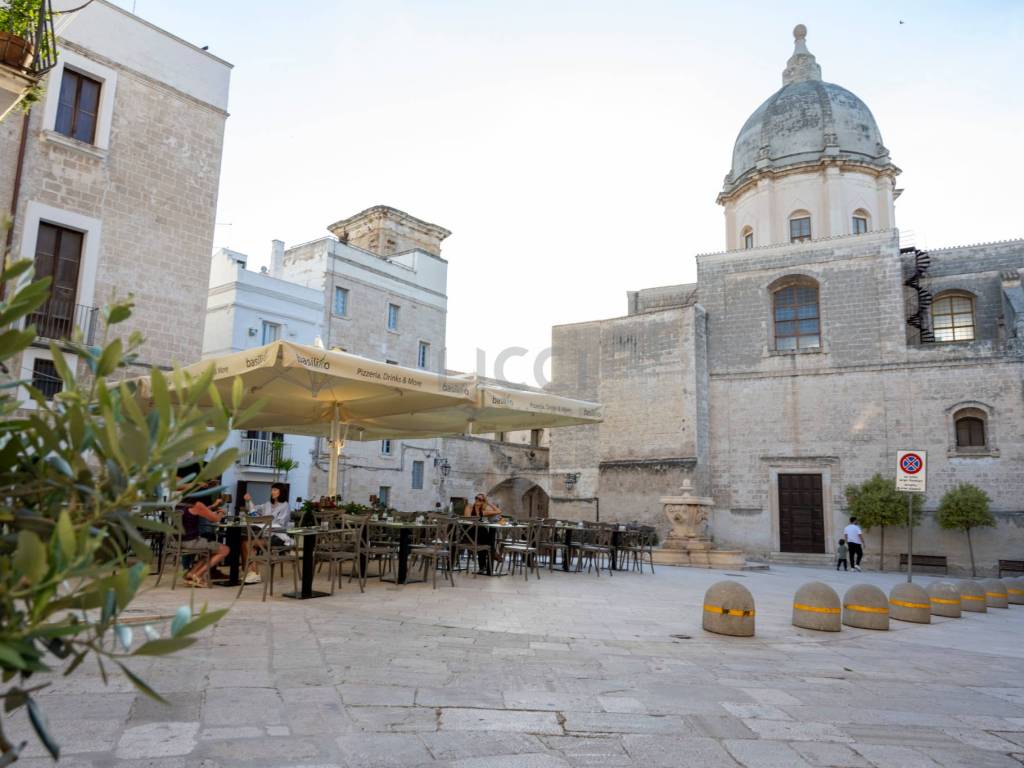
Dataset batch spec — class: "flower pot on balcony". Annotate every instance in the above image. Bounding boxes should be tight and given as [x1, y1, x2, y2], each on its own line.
[0, 30, 33, 69]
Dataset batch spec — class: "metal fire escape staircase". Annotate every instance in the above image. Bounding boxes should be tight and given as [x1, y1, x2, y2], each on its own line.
[902, 247, 934, 344]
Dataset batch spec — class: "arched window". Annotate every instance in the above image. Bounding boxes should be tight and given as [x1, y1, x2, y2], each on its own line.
[954, 408, 987, 449]
[741, 226, 754, 250]
[789, 211, 812, 243]
[772, 279, 820, 351]
[931, 292, 975, 342]
[851, 209, 869, 235]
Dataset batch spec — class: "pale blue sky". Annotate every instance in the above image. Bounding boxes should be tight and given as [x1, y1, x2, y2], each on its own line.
[117, 1, 1022, 383]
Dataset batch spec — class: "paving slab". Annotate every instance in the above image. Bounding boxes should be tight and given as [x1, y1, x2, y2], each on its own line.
[3, 564, 1023, 767]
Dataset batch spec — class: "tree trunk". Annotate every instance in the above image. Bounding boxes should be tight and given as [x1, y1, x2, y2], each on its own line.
[966, 526, 976, 578]
[879, 526, 885, 572]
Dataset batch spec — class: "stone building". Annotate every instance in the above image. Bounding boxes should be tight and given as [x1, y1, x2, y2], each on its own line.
[550, 26, 1024, 574]
[201, 247, 322, 507]
[270, 205, 551, 515]
[1, 0, 231, 396]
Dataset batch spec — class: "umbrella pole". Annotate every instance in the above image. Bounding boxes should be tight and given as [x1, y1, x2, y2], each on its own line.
[327, 403, 340, 498]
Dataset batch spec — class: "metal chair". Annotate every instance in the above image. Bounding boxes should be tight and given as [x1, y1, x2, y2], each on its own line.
[154, 509, 217, 589]
[316, 514, 367, 594]
[501, 520, 542, 580]
[237, 515, 299, 601]
[454, 519, 490, 576]
[409, 518, 457, 588]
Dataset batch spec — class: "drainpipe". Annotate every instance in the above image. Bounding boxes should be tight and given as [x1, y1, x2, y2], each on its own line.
[2, 109, 31, 300]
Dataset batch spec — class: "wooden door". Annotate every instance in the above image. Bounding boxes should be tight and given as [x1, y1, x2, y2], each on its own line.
[778, 474, 824, 553]
[32, 223, 84, 338]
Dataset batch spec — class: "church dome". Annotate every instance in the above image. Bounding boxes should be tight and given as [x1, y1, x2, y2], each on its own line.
[720, 25, 897, 200]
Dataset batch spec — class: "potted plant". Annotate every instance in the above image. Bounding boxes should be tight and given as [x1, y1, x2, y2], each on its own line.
[0, 0, 43, 69]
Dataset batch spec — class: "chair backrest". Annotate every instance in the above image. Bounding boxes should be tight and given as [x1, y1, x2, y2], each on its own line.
[244, 515, 274, 542]
[454, 518, 482, 549]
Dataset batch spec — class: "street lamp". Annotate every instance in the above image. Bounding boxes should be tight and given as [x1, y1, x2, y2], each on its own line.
[564, 472, 580, 491]
[440, 458, 451, 477]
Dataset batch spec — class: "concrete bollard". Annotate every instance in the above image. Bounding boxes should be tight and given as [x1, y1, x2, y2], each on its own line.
[702, 580, 755, 637]
[792, 581, 842, 632]
[958, 580, 988, 613]
[980, 579, 1009, 609]
[927, 581, 962, 618]
[842, 584, 889, 630]
[1006, 577, 1024, 606]
[888, 582, 931, 624]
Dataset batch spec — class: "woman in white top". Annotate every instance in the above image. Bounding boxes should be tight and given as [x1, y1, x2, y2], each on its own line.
[242, 484, 293, 583]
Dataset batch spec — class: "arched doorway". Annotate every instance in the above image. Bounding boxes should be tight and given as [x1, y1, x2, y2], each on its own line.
[487, 478, 550, 519]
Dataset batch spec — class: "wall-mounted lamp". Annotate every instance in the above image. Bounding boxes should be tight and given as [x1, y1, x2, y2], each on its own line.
[564, 472, 580, 491]
[438, 458, 451, 477]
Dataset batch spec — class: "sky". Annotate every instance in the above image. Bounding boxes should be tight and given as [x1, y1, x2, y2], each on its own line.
[114, 0, 1022, 386]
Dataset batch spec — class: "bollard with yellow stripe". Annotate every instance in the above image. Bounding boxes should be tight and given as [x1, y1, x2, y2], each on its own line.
[792, 581, 842, 632]
[927, 581, 962, 618]
[702, 580, 755, 637]
[888, 582, 931, 624]
[1006, 577, 1024, 606]
[958, 580, 987, 613]
[842, 584, 889, 630]
[980, 579, 1008, 609]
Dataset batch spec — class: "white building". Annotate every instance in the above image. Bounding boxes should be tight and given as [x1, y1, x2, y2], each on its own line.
[275, 206, 450, 511]
[201, 247, 322, 508]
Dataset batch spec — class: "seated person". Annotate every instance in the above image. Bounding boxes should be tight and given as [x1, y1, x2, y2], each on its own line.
[180, 482, 229, 587]
[465, 493, 501, 518]
[242, 484, 293, 584]
[465, 493, 503, 568]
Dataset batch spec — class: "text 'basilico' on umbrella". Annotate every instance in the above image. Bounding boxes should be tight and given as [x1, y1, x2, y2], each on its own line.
[133, 340, 602, 495]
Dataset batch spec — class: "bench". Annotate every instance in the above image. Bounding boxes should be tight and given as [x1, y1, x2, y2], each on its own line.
[998, 560, 1024, 577]
[899, 554, 947, 573]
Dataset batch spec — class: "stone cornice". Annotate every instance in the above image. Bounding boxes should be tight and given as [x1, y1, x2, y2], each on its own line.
[717, 157, 900, 206]
[696, 229, 898, 263]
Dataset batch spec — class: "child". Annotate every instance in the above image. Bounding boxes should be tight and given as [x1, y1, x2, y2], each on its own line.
[836, 538, 849, 571]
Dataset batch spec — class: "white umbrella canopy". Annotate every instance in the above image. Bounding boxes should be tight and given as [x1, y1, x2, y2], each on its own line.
[135, 340, 601, 494]
[152, 340, 477, 436]
[345, 383, 603, 441]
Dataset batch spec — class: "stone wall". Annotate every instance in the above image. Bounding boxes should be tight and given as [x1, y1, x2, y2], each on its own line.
[698, 231, 1024, 568]
[2, 37, 228, 371]
[550, 306, 705, 533]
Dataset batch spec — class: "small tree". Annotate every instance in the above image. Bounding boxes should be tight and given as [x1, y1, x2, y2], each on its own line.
[844, 473, 922, 571]
[936, 483, 995, 577]
[0, 253, 257, 763]
[272, 438, 298, 481]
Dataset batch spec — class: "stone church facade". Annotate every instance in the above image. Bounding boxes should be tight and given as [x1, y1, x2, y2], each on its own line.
[549, 27, 1024, 574]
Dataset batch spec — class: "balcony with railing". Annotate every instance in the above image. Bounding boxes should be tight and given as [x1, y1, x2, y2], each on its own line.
[27, 298, 98, 344]
[0, 0, 57, 115]
[239, 438, 292, 471]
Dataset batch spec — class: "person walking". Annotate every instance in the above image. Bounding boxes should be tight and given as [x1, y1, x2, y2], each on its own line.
[835, 538, 849, 571]
[843, 517, 864, 571]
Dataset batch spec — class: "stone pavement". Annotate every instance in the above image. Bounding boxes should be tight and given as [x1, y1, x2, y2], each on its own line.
[4, 563, 1024, 768]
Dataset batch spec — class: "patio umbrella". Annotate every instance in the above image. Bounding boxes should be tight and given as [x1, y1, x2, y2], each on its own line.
[134, 340, 601, 495]
[342, 382, 603, 440]
[134, 340, 477, 494]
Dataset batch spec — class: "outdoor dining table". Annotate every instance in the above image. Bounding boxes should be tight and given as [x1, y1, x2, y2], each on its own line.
[282, 526, 329, 600]
[609, 528, 623, 571]
[376, 521, 429, 585]
[481, 522, 527, 576]
[558, 524, 583, 572]
[213, 520, 249, 587]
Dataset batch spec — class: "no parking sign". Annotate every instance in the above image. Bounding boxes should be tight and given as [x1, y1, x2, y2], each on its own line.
[896, 450, 926, 493]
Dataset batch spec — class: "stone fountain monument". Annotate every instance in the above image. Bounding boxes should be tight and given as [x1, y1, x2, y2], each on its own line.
[653, 479, 745, 569]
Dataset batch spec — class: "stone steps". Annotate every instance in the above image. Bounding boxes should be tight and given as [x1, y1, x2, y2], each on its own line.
[766, 551, 834, 567]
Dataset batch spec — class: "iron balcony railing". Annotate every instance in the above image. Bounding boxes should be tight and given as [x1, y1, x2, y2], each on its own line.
[0, 0, 58, 79]
[239, 438, 292, 470]
[27, 299, 98, 344]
